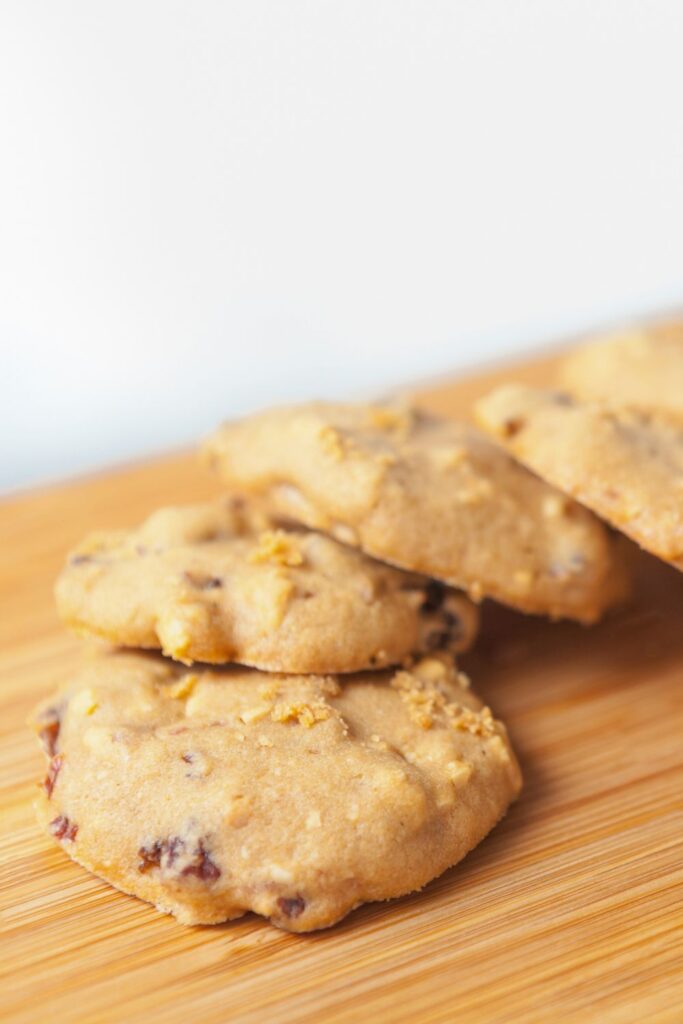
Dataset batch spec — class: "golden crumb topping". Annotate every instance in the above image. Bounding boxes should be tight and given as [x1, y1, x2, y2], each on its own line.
[271, 701, 332, 728]
[248, 530, 304, 567]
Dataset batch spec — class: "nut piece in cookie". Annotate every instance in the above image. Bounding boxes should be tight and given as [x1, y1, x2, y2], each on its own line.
[55, 498, 479, 672]
[476, 383, 683, 570]
[31, 651, 521, 932]
[203, 401, 628, 623]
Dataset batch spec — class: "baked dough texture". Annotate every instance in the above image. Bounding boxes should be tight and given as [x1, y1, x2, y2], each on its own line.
[559, 321, 683, 415]
[476, 384, 683, 569]
[203, 402, 628, 623]
[55, 499, 479, 672]
[32, 651, 522, 932]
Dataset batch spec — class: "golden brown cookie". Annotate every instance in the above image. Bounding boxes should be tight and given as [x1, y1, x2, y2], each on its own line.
[55, 499, 478, 672]
[202, 402, 628, 623]
[560, 321, 683, 415]
[32, 650, 521, 932]
[476, 384, 683, 569]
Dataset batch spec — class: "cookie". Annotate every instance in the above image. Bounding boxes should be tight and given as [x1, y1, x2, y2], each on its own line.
[202, 402, 627, 623]
[476, 384, 683, 569]
[32, 650, 521, 932]
[55, 499, 478, 673]
[559, 321, 683, 415]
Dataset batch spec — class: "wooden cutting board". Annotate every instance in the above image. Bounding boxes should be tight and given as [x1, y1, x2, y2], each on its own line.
[2, 350, 682, 1024]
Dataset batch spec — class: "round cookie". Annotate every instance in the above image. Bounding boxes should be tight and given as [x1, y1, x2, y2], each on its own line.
[32, 650, 521, 932]
[202, 402, 628, 623]
[559, 321, 683, 415]
[55, 499, 478, 673]
[476, 384, 683, 570]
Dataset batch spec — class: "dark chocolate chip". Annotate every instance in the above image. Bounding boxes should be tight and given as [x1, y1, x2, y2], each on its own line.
[165, 836, 185, 865]
[442, 610, 463, 639]
[277, 895, 306, 919]
[183, 571, 222, 590]
[137, 836, 220, 883]
[425, 630, 451, 651]
[49, 815, 78, 842]
[39, 718, 61, 757]
[420, 580, 446, 614]
[137, 840, 164, 873]
[181, 840, 221, 882]
[43, 754, 63, 798]
[69, 554, 92, 566]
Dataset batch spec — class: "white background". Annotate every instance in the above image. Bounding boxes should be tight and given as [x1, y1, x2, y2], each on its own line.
[2, 1, 683, 492]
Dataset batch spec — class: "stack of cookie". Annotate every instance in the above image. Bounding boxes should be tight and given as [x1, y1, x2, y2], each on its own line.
[33, 398, 630, 931]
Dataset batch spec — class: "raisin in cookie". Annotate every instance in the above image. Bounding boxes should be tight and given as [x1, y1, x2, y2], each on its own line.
[55, 499, 478, 672]
[32, 650, 521, 932]
[560, 321, 683, 415]
[476, 384, 683, 570]
[202, 402, 627, 623]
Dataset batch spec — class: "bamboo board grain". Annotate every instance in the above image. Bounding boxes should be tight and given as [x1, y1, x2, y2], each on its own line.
[1, 351, 683, 1024]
